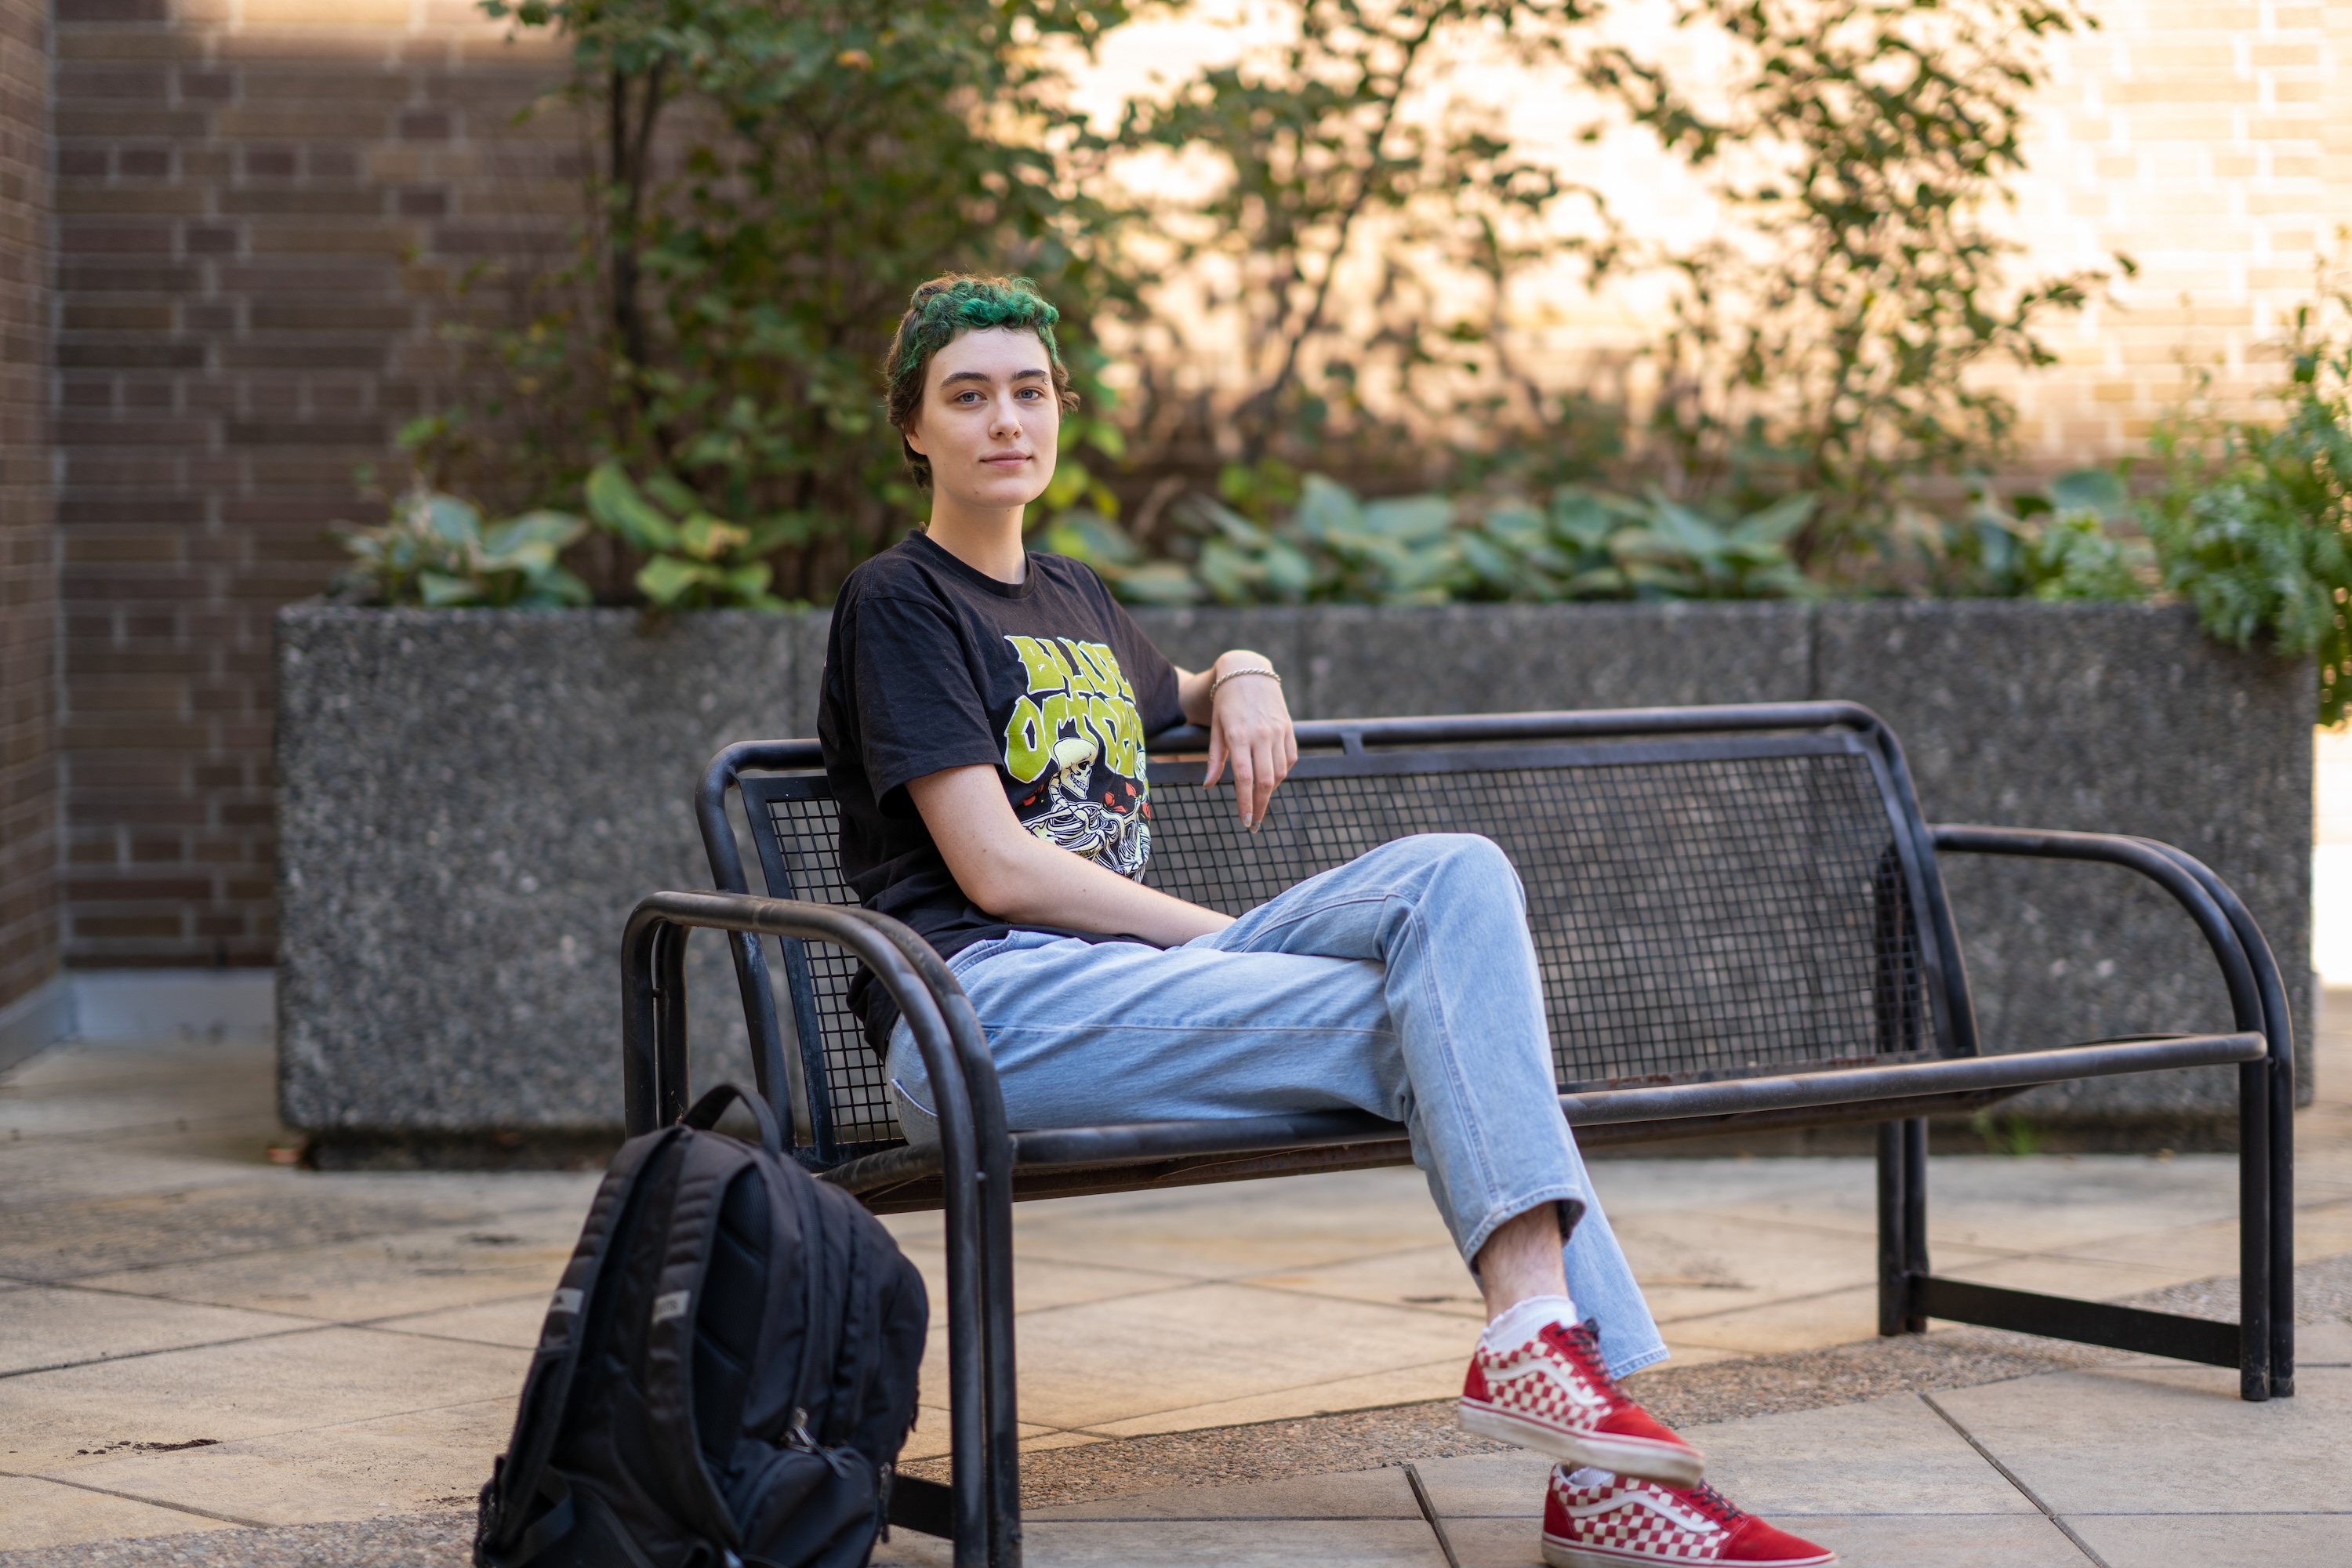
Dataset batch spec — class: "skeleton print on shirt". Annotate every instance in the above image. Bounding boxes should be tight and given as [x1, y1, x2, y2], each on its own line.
[999, 634, 1153, 880]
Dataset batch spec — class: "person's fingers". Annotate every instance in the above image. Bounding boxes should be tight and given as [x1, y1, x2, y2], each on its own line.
[1251, 735, 1278, 828]
[1203, 727, 1227, 790]
[1231, 739, 1258, 828]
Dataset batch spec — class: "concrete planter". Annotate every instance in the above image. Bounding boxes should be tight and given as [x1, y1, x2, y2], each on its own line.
[277, 600, 2314, 1156]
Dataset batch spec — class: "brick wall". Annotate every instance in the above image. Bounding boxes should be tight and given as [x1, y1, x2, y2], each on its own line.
[0, 0, 53, 1014]
[53, 1, 572, 968]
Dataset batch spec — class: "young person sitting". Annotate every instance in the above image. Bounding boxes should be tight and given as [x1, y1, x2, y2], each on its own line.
[816, 274, 1837, 1568]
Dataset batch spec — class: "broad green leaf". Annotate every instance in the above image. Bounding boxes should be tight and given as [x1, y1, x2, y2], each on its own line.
[423, 493, 483, 546]
[586, 462, 681, 553]
[417, 571, 480, 607]
[637, 554, 714, 607]
[2049, 467, 2128, 518]
[1294, 474, 1364, 542]
[677, 514, 753, 561]
[1361, 495, 1454, 543]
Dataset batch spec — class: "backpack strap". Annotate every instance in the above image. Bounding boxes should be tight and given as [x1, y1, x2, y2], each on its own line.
[641, 1120, 772, 1548]
[683, 1080, 782, 1156]
[476, 1124, 683, 1566]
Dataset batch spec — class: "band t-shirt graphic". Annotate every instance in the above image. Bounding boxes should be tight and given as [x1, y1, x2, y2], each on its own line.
[819, 531, 1185, 1047]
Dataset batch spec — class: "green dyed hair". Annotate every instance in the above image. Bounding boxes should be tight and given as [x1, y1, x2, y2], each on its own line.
[884, 274, 1076, 491]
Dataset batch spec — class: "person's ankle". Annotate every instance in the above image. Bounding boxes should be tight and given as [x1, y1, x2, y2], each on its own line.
[1483, 1294, 1577, 1345]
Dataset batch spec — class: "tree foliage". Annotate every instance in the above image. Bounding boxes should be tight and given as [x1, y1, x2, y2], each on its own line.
[1112, 0, 1599, 481]
[1581, 0, 2112, 561]
[474, 0, 1134, 597]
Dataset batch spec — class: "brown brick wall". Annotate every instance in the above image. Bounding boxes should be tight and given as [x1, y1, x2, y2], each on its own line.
[53, 3, 573, 967]
[0, 0, 54, 1012]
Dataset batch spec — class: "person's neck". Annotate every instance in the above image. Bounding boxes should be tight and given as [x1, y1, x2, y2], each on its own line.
[924, 501, 1028, 585]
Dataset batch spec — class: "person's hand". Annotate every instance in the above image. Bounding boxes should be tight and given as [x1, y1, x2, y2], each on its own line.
[1203, 655, 1296, 830]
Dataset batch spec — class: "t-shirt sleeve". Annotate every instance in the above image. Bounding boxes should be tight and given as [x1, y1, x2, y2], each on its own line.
[850, 592, 1001, 808]
[1096, 582, 1185, 736]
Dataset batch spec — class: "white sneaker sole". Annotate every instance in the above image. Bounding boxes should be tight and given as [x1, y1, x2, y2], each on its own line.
[1542, 1532, 1835, 1568]
[1457, 1401, 1706, 1487]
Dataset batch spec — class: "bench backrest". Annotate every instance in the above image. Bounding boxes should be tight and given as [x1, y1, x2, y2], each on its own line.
[701, 705, 1976, 1163]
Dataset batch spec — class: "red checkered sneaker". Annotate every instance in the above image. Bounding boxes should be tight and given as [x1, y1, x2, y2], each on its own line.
[1459, 1319, 1704, 1486]
[1541, 1468, 1835, 1567]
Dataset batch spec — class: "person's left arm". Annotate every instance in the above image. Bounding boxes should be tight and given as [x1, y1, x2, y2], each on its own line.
[1171, 648, 1297, 830]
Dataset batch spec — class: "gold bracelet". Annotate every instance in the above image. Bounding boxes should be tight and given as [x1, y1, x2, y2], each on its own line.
[1210, 665, 1281, 697]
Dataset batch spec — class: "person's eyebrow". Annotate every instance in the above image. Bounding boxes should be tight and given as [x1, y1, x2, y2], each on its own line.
[939, 367, 1050, 387]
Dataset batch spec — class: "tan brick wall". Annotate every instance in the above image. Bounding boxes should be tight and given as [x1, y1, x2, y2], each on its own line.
[1985, 2, 2352, 459]
[53, 0, 574, 968]
[0, 0, 54, 1011]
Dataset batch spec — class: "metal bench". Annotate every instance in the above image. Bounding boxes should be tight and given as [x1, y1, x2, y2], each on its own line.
[619, 702, 2296, 1568]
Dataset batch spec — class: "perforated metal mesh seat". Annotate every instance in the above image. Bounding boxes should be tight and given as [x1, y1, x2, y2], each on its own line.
[735, 722, 1951, 1160]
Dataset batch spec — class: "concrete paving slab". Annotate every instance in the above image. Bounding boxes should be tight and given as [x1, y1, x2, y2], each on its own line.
[0, 1040, 278, 1143]
[0, 1183, 506, 1286]
[1030, 1465, 1419, 1520]
[1931, 1366, 2352, 1516]
[1634, 1283, 1883, 1356]
[2065, 1512, 2352, 1567]
[1692, 1393, 2040, 1517]
[71, 1226, 576, 1323]
[996, 1282, 1472, 1432]
[0, 1286, 313, 1376]
[1928, 1250, 2212, 1304]
[42, 1396, 516, 1527]
[1082, 1357, 1466, 1439]
[1236, 1243, 1485, 1322]
[1393, 1451, 1551, 1518]
[1613, 1210, 2007, 1330]
[363, 1294, 550, 1349]
[1, 1327, 525, 1475]
[1018, 1519, 1448, 1566]
[993, 1169, 1455, 1279]
[2298, 1318, 2352, 1363]
[0, 1474, 231, 1552]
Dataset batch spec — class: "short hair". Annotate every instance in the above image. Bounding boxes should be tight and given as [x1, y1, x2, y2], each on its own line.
[883, 274, 1077, 491]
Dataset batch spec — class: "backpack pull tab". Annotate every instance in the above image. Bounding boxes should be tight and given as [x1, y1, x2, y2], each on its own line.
[785, 1407, 815, 1452]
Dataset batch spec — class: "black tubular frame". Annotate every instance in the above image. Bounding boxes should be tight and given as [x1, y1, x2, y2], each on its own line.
[644, 700, 2296, 1568]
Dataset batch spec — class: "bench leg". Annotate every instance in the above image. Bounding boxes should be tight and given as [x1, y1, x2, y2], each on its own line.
[2238, 1060, 2274, 1402]
[1876, 1120, 1929, 1335]
[2269, 1043, 2296, 1398]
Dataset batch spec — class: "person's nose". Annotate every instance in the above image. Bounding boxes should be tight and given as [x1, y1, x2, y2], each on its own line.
[989, 394, 1022, 441]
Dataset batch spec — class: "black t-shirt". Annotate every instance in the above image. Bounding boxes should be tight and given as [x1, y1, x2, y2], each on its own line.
[817, 532, 1187, 1047]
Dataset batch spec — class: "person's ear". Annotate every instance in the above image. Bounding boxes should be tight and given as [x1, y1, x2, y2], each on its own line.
[902, 417, 927, 457]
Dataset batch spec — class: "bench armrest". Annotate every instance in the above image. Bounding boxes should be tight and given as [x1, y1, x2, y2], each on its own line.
[619, 890, 1017, 1555]
[1926, 826, 2289, 1077]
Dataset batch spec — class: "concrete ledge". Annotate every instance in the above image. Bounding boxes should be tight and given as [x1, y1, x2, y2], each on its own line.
[0, 974, 69, 1074]
[0, 970, 276, 1076]
[277, 601, 2314, 1142]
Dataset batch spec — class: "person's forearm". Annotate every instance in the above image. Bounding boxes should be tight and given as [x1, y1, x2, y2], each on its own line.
[967, 828, 1231, 944]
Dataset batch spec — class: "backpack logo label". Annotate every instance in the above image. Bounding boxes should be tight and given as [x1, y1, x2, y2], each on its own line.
[651, 1290, 690, 1325]
[549, 1288, 583, 1315]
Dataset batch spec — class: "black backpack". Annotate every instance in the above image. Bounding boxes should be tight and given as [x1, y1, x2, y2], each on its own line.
[475, 1083, 927, 1568]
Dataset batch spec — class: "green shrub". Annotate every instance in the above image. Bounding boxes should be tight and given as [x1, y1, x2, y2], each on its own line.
[1957, 468, 2154, 603]
[2143, 299, 2352, 723]
[580, 462, 805, 611]
[1040, 473, 1814, 607]
[329, 488, 590, 608]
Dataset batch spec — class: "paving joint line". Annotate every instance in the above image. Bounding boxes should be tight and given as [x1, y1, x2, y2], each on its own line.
[0, 1466, 274, 1530]
[1918, 1391, 2113, 1568]
[0, 1324, 336, 1381]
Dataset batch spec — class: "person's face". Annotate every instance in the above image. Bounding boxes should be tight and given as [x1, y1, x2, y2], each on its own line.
[902, 328, 1060, 515]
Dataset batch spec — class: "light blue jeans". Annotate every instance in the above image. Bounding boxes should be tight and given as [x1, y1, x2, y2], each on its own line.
[887, 833, 1668, 1378]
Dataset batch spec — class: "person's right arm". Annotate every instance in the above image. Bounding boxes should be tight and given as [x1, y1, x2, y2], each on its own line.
[906, 764, 1232, 945]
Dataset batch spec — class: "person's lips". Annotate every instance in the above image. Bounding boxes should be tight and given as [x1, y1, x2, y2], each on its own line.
[982, 452, 1030, 467]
